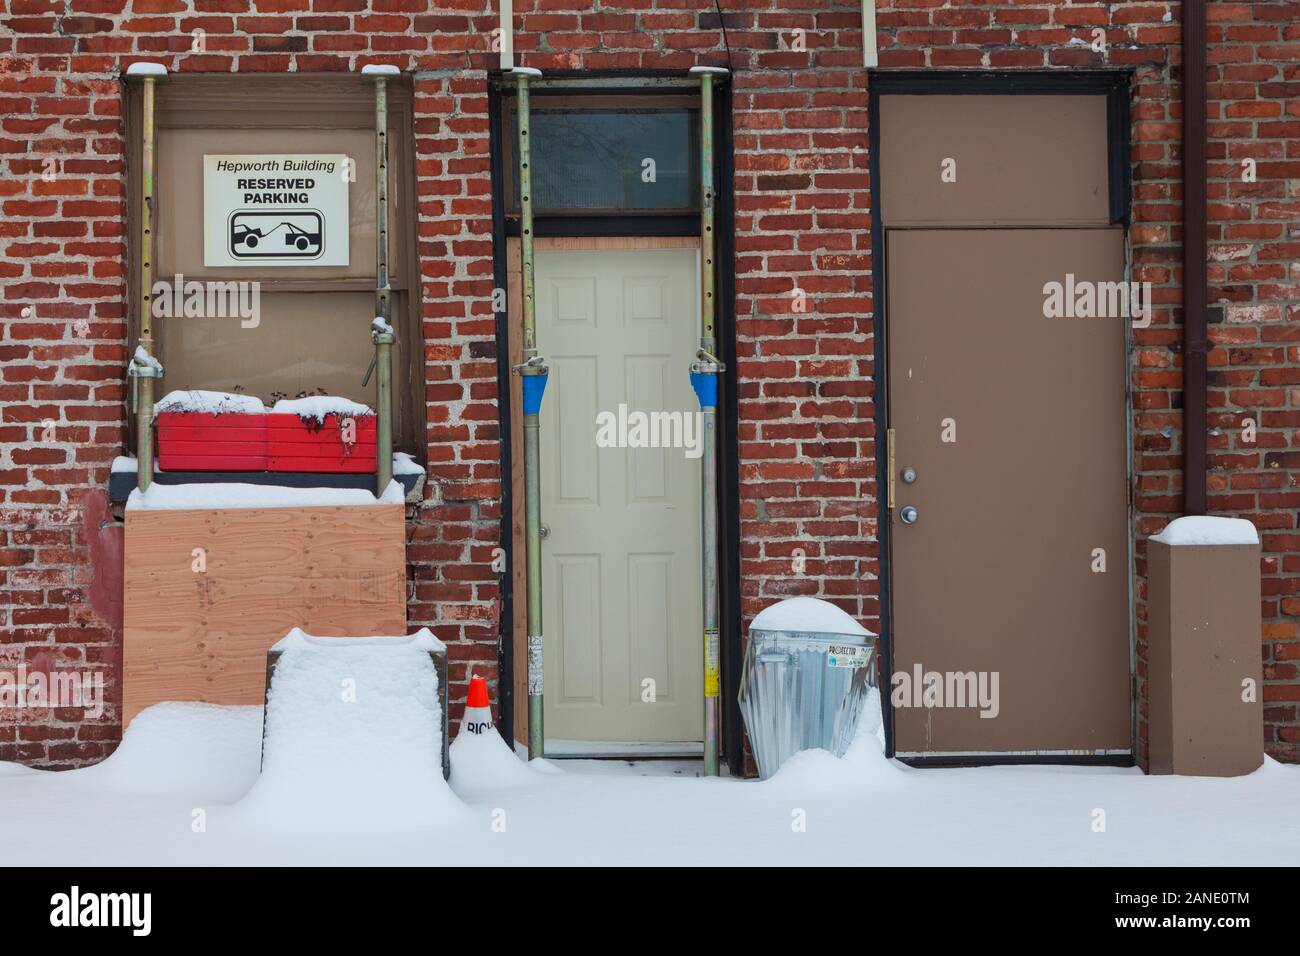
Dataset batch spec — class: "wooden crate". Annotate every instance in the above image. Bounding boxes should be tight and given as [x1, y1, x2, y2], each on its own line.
[123, 503, 406, 726]
[267, 413, 377, 473]
[156, 412, 268, 472]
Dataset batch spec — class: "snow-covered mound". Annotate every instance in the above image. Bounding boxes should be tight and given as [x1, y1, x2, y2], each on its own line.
[154, 389, 266, 415]
[763, 686, 907, 793]
[231, 629, 468, 831]
[449, 716, 535, 799]
[75, 702, 263, 802]
[272, 396, 374, 422]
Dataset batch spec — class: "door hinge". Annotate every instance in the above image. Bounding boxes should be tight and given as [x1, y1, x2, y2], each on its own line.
[886, 427, 896, 511]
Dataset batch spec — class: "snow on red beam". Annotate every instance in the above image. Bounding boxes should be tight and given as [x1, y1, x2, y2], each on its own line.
[152, 390, 381, 474]
[154, 389, 269, 472]
[268, 396, 376, 474]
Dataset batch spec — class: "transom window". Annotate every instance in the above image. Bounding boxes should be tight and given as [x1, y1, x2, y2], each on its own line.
[504, 94, 700, 216]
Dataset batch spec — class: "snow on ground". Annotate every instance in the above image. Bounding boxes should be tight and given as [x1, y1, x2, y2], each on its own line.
[1, 693, 1295, 865]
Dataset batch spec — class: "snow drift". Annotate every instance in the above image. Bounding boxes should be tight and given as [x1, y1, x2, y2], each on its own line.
[230, 629, 469, 832]
[448, 710, 536, 799]
[76, 701, 263, 802]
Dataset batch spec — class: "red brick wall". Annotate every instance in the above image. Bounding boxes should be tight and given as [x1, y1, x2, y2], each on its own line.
[2, 1, 1296, 768]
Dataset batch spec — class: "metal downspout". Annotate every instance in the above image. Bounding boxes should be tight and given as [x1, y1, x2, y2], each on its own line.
[1182, 0, 1208, 515]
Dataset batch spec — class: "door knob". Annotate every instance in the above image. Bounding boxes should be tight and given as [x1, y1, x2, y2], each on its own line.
[901, 466, 917, 484]
[900, 506, 918, 525]
[539, 523, 550, 539]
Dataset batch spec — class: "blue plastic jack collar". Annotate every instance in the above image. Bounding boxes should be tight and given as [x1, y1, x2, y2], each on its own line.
[690, 371, 718, 410]
[522, 372, 549, 416]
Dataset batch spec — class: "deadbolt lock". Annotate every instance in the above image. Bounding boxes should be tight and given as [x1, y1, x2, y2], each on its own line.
[901, 466, 917, 484]
[900, 506, 918, 525]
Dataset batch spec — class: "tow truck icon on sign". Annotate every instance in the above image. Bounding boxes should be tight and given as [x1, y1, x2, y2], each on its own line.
[229, 210, 325, 260]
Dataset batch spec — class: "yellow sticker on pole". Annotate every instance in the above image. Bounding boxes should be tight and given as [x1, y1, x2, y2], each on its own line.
[704, 628, 720, 698]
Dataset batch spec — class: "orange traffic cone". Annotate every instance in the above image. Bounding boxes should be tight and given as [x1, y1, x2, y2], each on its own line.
[461, 674, 494, 737]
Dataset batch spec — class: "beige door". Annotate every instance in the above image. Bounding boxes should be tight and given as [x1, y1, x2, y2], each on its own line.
[531, 244, 703, 748]
[888, 228, 1131, 756]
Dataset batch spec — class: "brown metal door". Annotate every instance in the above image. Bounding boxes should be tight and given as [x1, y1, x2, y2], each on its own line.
[887, 228, 1130, 756]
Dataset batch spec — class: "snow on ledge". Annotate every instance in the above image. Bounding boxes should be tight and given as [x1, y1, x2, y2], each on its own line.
[132, 345, 162, 371]
[272, 626, 446, 655]
[751, 596, 874, 639]
[1150, 515, 1259, 547]
[126, 479, 405, 511]
[271, 396, 374, 421]
[155, 389, 266, 415]
[393, 451, 424, 476]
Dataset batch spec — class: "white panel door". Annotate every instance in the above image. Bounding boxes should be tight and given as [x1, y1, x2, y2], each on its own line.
[537, 247, 703, 744]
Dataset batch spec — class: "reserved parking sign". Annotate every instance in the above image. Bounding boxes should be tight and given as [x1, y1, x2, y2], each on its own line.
[202, 154, 350, 267]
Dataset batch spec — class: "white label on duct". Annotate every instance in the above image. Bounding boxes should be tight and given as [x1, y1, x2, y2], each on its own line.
[527, 635, 544, 695]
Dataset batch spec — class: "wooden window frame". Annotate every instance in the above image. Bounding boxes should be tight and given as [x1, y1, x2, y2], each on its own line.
[124, 74, 426, 459]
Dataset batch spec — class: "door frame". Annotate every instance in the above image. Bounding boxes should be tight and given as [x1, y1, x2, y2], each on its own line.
[867, 70, 1135, 766]
[488, 73, 741, 768]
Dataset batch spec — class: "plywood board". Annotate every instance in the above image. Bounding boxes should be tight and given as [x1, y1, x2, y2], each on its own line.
[123, 504, 406, 726]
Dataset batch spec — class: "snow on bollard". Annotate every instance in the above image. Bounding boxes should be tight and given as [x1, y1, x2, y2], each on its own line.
[232, 629, 467, 832]
[449, 674, 534, 799]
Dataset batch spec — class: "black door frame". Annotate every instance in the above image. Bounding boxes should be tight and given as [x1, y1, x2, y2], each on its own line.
[868, 69, 1133, 767]
[489, 73, 742, 773]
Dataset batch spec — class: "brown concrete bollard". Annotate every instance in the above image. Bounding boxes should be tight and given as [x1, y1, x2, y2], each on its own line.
[1147, 516, 1262, 776]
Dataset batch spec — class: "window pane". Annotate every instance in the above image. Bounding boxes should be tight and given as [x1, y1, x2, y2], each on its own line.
[512, 108, 698, 213]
